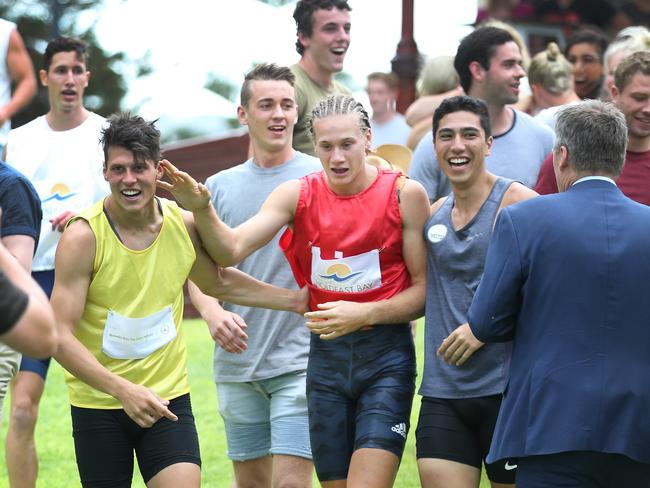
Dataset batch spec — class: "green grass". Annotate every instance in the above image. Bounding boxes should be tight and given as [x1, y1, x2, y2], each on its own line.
[1, 319, 489, 487]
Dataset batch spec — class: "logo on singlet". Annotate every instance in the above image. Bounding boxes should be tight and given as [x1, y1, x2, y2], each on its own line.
[319, 263, 363, 282]
[42, 183, 77, 203]
[427, 224, 448, 243]
[391, 422, 407, 439]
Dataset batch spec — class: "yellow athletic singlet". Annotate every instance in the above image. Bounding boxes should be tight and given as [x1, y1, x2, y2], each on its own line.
[65, 198, 196, 409]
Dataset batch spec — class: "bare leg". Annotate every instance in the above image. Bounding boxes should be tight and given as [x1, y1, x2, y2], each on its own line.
[146, 462, 200, 488]
[417, 458, 481, 488]
[6, 371, 45, 488]
[273, 454, 313, 488]
[233, 455, 273, 488]
[346, 448, 400, 488]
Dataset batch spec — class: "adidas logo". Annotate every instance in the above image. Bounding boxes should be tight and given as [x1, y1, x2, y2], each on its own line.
[391, 422, 407, 439]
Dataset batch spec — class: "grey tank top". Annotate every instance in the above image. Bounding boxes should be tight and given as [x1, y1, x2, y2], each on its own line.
[420, 177, 514, 398]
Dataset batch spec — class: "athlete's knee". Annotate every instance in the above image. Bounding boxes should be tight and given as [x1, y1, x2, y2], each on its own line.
[9, 396, 40, 432]
[274, 476, 311, 488]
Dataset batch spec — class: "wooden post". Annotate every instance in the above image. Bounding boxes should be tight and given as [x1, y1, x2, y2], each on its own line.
[391, 0, 420, 114]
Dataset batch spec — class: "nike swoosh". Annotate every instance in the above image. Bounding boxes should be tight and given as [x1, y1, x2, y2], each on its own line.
[504, 461, 517, 470]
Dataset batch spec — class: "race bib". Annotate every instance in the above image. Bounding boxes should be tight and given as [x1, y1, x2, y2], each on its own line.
[311, 246, 382, 293]
[102, 306, 177, 360]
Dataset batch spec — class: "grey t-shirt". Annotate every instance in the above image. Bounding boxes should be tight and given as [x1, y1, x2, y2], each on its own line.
[410, 108, 554, 202]
[205, 152, 321, 382]
[420, 177, 513, 398]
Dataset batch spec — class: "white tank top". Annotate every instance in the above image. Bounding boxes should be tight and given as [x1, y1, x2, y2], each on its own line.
[0, 19, 16, 146]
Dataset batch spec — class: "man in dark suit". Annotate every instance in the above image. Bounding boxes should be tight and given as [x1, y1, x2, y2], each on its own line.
[468, 99, 650, 488]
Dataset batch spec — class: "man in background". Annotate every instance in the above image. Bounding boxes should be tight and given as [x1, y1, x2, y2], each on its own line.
[290, 0, 352, 155]
[367, 72, 410, 147]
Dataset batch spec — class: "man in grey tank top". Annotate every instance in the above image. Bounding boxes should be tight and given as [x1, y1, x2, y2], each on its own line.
[416, 96, 537, 488]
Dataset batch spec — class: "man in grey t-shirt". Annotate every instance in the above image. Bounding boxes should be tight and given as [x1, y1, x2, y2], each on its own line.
[189, 64, 319, 488]
[416, 96, 537, 488]
[409, 26, 554, 203]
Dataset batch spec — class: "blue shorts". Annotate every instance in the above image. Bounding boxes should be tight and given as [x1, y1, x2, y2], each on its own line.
[217, 370, 311, 462]
[307, 324, 416, 481]
[71, 393, 200, 487]
[19, 270, 54, 378]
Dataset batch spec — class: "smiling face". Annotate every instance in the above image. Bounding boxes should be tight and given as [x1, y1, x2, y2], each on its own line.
[299, 7, 351, 75]
[312, 112, 373, 195]
[238, 79, 297, 155]
[434, 110, 493, 188]
[103, 146, 162, 213]
[567, 42, 604, 99]
[40, 51, 90, 114]
[481, 41, 525, 106]
[612, 72, 650, 144]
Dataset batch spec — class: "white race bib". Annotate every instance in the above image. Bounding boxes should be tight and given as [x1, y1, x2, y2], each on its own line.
[311, 246, 382, 293]
[102, 306, 177, 360]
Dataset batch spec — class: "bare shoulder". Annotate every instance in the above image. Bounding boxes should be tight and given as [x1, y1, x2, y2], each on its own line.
[501, 182, 538, 209]
[400, 179, 431, 224]
[57, 218, 96, 272]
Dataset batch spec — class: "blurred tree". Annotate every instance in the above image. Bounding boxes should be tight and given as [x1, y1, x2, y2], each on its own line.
[204, 72, 238, 102]
[0, 0, 128, 127]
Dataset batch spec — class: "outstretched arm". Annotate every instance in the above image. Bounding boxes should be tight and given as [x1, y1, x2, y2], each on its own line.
[305, 179, 430, 339]
[157, 160, 298, 266]
[188, 281, 248, 353]
[183, 209, 308, 315]
[52, 220, 178, 428]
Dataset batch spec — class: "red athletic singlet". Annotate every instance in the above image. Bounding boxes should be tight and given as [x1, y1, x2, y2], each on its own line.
[280, 169, 411, 311]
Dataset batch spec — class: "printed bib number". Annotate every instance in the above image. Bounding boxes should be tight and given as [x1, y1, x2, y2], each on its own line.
[311, 246, 382, 293]
[102, 306, 177, 360]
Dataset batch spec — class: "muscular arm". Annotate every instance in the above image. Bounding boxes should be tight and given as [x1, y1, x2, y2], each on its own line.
[0, 236, 56, 357]
[182, 209, 308, 314]
[52, 220, 178, 427]
[0, 29, 36, 125]
[158, 160, 299, 266]
[305, 179, 430, 339]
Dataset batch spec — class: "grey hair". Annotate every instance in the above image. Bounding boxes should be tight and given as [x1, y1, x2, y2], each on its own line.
[308, 95, 371, 140]
[604, 26, 650, 72]
[554, 100, 627, 177]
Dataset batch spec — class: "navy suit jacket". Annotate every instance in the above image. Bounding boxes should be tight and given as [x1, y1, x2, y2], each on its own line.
[469, 179, 650, 465]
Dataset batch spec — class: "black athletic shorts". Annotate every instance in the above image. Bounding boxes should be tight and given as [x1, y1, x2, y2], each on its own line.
[307, 324, 416, 482]
[71, 393, 201, 487]
[416, 394, 516, 484]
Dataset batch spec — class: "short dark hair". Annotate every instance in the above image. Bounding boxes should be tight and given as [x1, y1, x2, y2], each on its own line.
[101, 113, 161, 167]
[555, 101, 627, 178]
[614, 51, 650, 91]
[454, 26, 515, 93]
[293, 0, 351, 55]
[43, 36, 88, 71]
[240, 63, 295, 107]
[432, 95, 492, 140]
[564, 27, 608, 62]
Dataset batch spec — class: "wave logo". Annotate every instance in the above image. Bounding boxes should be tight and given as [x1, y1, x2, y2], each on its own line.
[319, 263, 363, 283]
[42, 183, 77, 203]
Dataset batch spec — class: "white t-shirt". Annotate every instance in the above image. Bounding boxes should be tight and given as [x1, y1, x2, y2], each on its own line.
[5, 113, 109, 271]
[370, 113, 411, 147]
